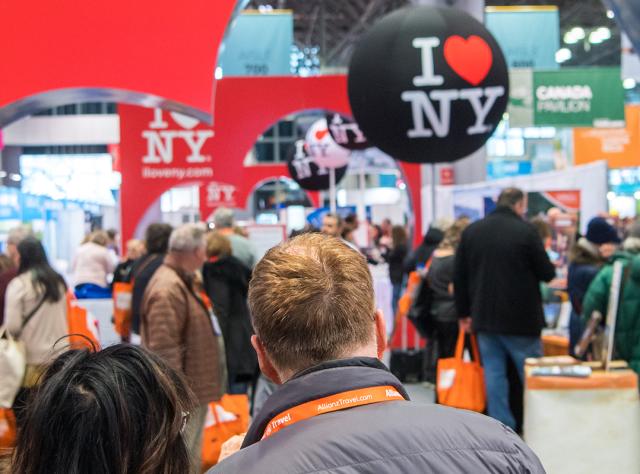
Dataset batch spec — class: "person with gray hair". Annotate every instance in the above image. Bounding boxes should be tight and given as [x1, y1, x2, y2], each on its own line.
[140, 223, 224, 472]
[212, 207, 255, 269]
[0, 225, 33, 324]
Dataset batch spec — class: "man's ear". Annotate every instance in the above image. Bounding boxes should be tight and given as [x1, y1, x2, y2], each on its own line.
[374, 310, 387, 360]
[251, 335, 283, 385]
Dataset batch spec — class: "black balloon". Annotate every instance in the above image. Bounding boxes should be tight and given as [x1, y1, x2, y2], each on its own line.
[348, 6, 509, 164]
[325, 112, 370, 151]
[287, 140, 348, 191]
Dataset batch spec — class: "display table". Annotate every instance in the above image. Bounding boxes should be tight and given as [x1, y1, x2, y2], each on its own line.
[524, 368, 640, 474]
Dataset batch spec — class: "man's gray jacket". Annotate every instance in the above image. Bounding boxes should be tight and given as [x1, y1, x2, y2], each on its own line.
[210, 358, 545, 473]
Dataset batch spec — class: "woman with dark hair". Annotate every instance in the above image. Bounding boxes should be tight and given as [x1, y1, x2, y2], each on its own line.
[11, 344, 195, 474]
[386, 225, 409, 315]
[6, 237, 68, 422]
[202, 232, 257, 395]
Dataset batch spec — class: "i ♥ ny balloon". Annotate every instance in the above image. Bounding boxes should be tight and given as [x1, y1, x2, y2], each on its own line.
[287, 139, 348, 191]
[348, 6, 509, 164]
[325, 113, 370, 151]
[305, 119, 352, 169]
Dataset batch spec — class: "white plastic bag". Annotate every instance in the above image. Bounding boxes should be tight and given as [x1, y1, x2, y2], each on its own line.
[0, 326, 26, 408]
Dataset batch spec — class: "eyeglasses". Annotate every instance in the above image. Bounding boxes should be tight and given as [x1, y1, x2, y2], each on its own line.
[180, 411, 190, 434]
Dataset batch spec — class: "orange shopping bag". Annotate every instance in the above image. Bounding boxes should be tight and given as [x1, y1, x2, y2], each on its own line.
[0, 408, 16, 449]
[437, 329, 486, 412]
[66, 293, 101, 350]
[201, 394, 250, 471]
[112, 282, 133, 339]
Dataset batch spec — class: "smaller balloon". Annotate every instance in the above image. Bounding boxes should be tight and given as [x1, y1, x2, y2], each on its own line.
[305, 119, 351, 169]
[287, 140, 348, 191]
[325, 113, 370, 151]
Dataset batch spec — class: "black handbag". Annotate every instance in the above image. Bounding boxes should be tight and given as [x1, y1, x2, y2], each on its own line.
[408, 276, 435, 338]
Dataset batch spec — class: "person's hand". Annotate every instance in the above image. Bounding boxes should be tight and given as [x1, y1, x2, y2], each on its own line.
[218, 434, 246, 463]
[458, 317, 472, 334]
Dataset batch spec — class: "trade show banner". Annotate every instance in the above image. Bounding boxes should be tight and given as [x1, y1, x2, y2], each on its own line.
[528, 190, 581, 216]
[508, 69, 535, 127]
[487, 160, 532, 180]
[509, 68, 625, 127]
[534, 68, 625, 127]
[573, 104, 640, 168]
[218, 11, 293, 76]
[485, 6, 559, 69]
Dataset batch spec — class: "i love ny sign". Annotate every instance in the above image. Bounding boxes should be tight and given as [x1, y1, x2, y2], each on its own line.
[348, 6, 509, 164]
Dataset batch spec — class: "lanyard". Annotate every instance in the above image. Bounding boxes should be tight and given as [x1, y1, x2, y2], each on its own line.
[262, 385, 406, 440]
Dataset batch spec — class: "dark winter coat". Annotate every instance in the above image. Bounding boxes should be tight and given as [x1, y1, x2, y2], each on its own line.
[202, 256, 257, 381]
[454, 206, 556, 336]
[386, 243, 408, 284]
[404, 227, 444, 273]
[209, 358, 545, 473]
[130, 253, 165, 334]
[582, 252, 640, 375]
[567, 239, 603, 315]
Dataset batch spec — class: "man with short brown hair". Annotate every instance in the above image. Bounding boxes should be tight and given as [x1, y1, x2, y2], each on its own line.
[210, 233, 544, 473]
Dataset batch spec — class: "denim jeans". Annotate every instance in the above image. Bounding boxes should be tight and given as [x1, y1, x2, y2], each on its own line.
[477, 332, 542, 430]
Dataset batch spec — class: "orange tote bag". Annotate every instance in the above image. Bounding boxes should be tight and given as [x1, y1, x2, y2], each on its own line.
[437, 329, 486, 412]
[112, 282, 133, 339]
[201, 394, 250, 471]
[0, 408, 16, 449]
[66, 293, 101, 350]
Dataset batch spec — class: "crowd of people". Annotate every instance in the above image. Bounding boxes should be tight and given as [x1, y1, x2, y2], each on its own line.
[1, 192, 640, 472]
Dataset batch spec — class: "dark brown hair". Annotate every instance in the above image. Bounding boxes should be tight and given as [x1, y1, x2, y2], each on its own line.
[391, 225, 408, 248]
[12, 344, 194, 474]
[497, 187, 525, 208]
[249, 233, 375, 373]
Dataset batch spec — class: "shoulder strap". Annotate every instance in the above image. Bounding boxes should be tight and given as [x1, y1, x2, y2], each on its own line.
[16, 294, 47, 338]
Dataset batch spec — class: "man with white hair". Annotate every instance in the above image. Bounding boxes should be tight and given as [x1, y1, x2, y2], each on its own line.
[0, 225, 32, 324]
[140, 223, 224, 472]
[213, 207, 255, 269]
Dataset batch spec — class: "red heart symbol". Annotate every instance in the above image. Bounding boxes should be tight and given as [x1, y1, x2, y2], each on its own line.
[315, 129, 329, 140]
[443, 35, 493, 86]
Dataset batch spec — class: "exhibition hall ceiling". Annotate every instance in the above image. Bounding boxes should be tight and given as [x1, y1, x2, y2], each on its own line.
[246, 0, 620, 68]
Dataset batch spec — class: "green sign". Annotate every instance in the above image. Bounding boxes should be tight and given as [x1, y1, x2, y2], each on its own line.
[508, 68, 625, 127]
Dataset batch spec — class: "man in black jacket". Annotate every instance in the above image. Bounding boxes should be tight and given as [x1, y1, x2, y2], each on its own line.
[210, 233, 544, 473]
[454, 188, 556, 431]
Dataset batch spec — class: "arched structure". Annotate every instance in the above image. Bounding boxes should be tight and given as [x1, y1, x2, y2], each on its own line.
[119, 75, 423, 244]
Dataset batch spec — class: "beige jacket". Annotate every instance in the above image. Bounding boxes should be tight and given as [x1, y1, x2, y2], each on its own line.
[141, 263, 224, 406]
[71, 242, 117, 287]
[6, 273, 68, 365]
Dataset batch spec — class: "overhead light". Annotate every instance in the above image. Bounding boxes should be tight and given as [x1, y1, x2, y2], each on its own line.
[571, 27, 586, 40]
[634, 191, 640, 200]
[624, 78, 637, 90]
[589, 27, 611, 44]
[563, 31, 579, 45]
[589, 31, 603, 44]
[607, 10, 615, 19]
[596, 27, 611, 40]
[215, 67, 223, 80]
[607, 191, 616, 201]
[9, 174, 21, 182]
[555, 48, 572, 63]
[0, 171, 7, 178]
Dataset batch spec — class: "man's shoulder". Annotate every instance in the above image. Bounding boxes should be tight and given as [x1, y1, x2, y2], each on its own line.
[145, 265, 184, 294]
[211, 402, 543, 473]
